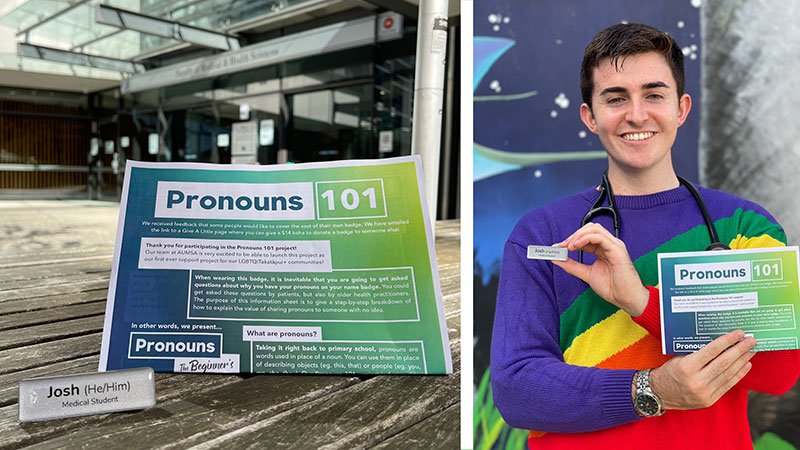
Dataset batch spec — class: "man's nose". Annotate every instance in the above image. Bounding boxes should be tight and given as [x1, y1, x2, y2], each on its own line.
[625, 98, 649, 124]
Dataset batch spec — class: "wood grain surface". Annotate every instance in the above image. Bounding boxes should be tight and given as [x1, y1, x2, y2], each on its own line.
[0, 202, 460, 449]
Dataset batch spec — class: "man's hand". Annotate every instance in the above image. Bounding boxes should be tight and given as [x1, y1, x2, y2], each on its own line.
[552, 222, 649, 316]
[650, 330, 756, 409]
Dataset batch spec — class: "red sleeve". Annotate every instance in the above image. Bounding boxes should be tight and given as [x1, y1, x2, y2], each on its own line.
[631, 286, 661, 337]
[632, 286, 800, 395]
[740, 350, 800, 394]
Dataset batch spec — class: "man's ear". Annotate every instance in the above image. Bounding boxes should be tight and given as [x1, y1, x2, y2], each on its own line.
[580, 103, 598, 134]
[676, 93, 692, 127]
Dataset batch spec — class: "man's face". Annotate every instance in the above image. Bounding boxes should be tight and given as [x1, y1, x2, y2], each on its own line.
[579, 51, 691, 175]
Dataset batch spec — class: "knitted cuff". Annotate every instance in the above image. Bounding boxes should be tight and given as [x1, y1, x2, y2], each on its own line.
[632, 286, 661, 337]
[600, 369, 640, 425]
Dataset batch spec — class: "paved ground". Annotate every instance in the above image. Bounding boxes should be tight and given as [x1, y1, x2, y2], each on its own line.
[0, 200, 119, 264]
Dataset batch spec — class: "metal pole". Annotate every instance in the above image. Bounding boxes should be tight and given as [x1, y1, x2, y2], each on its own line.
[411, 0, 450, 222]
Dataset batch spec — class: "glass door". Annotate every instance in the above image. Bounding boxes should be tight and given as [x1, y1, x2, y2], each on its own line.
[287, 83, 373, 163]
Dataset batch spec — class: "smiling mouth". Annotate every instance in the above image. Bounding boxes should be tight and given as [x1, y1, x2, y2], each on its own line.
[621, 132, 655, 141]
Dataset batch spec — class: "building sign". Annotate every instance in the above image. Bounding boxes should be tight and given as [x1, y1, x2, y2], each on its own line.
[122, 14, 403, 94]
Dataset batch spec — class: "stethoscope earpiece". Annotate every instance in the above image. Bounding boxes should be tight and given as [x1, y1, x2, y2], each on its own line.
[706, 242, 731, 251]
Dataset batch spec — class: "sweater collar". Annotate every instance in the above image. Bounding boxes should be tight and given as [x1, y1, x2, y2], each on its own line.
[580, 184, 695, 211]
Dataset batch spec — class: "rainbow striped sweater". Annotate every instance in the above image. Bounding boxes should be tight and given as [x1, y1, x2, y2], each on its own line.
[491, 184, 800, 450]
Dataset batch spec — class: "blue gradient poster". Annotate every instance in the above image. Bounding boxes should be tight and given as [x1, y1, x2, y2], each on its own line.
[99, 157, 452, 374]
[659, 247, 800, 354]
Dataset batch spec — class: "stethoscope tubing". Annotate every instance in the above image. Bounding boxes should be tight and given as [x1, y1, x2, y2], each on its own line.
[578, 172, 729, 263]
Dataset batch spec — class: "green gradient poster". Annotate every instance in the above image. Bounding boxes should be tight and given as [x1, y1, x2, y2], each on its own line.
[658, 247, 800, 355]
[99, 156, 452, 374]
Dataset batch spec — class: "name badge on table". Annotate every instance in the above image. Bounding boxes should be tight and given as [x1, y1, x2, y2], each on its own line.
[18, 367, 156, 422]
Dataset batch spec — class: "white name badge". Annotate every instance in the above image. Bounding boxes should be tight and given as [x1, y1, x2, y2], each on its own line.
[18, 367, 156, 422]
[527, 245, 568, 261]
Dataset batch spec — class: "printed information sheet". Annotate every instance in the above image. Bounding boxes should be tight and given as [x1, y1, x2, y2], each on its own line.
[658, 247, 800, 354]
[99, 156, 452, 374]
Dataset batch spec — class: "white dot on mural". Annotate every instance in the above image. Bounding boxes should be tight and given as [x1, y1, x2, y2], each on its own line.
[488, 14, 499, 24]
[682, 46, 692, 56]
[690, 53, 698, 60]
[621, 20, 629, 24]
[534, 170, 543, 178]
[493, 24, 500, 32]
[677, 21, 685, 29]
[550, 110, 558, 118]
[555, 39, 563, 45]
[554, 93, 570, 109]
[690, 33, 696, 38]
[489, 80, 501, 93]
[690, 0, 702, 7]
[578, 130, 587, 139]
[503, 17, 510, 24]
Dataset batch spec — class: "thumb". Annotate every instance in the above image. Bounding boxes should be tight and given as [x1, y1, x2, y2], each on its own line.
[552, 258, 591, 284]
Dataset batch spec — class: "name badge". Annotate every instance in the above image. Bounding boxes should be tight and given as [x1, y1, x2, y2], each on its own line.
[18, 367, 156, 422]
[527, 245, 568, 261]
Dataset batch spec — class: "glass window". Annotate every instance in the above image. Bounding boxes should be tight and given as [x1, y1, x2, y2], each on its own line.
[288, 83, 372, 162]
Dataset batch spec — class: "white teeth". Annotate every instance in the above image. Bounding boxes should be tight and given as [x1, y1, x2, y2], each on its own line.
[623, 132, 653, 141]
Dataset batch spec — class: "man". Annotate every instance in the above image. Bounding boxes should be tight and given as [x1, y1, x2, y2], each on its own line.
[491, 23, 800, 449]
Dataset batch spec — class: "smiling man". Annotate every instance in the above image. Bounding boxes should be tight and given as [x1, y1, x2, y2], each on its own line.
[491, 23, 800, 449]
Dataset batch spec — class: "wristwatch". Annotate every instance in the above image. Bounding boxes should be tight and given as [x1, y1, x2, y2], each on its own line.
[633, 369, 665, 417]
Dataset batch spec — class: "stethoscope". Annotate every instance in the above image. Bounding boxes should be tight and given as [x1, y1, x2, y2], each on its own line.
[578, 171, 730, 263]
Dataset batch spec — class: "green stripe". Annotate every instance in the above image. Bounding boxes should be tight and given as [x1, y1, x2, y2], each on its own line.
[559, 209, 785, 352]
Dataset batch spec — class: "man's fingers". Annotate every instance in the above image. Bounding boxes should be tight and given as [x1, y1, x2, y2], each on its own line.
[552, 258, 591, 284]
[569, 232, 619, 255]
[704, 335, 756, 374]
[689, 330, 747, 367]
[709, 355, 754, 403]
[559, 222, 618, 250]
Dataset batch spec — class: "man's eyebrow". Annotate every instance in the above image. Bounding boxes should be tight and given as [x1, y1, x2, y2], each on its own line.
[598, 82, 671, 97]
[598, 86, 627, 97]
[643, 81, 670, 90]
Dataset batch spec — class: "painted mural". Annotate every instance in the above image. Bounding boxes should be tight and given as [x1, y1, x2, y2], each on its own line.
[473, 2, 800, 449]
[473, 1, 702, 448]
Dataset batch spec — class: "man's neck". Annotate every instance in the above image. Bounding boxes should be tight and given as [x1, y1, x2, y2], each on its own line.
[606, 165, 679, 195]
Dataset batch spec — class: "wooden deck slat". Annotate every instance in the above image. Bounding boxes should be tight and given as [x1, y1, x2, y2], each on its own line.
[0, 279, 110, 303]
[0, 249, 116, 269]
[371, 403, 460, 449]
[0, 289, 108, 315]
[0, 271, 109, 293]
[0, 333, 102, 375]
[0, 301, 106, 331]
[0, 315, 104, 351]
[0, 258, 111, 284]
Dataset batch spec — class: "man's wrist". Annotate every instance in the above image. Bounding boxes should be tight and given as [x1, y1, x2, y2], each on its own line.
[632, 369, 665, 417]
[626, 285, 649, 318]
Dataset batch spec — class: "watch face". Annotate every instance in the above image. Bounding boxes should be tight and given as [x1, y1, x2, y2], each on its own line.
[636, 393, 660, 416]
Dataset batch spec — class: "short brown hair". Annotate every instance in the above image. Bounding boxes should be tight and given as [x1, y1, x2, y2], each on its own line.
[580, 23, 685, 108]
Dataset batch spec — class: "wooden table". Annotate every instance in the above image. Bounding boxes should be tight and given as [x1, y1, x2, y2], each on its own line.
[0, 201, 460, 449]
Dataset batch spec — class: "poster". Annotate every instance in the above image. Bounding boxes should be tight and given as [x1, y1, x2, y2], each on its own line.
[99, 156, 452, 374]
[658, 247, 800, 354]
[231, 121, 257, 156]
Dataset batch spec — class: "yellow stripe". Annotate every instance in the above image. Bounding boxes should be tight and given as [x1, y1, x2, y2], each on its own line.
[563, 309, 648, 367]
[728, 234, 784, 250]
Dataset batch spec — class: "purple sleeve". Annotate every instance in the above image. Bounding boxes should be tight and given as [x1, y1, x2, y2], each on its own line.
[490, 239, 641, 432]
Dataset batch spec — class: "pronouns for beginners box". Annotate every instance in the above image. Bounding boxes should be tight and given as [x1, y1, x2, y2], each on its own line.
[658, 246, 800, 354]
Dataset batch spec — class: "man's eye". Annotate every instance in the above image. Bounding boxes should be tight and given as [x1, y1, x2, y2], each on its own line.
[647, 94, 664, 100]
[607, 97, 624, 104]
